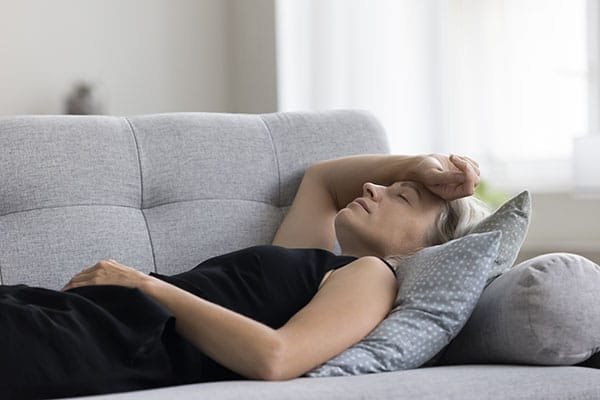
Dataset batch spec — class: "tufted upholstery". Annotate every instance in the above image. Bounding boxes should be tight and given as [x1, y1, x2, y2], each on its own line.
[0, 110, 388, 290]
[2, 110, 600, 400]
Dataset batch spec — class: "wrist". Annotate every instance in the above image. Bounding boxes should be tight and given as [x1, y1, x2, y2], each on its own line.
[138, 274, 161, 297]
[403, 155, 425, 182]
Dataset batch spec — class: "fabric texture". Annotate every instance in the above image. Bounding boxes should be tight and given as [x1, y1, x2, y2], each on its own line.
[75, 365, 600, 400]
[0, 284, 179, 399]
[149, 245, 358, 383]
[0, 245, 358, 398]
[2, 111, 599, 400]
[469, 190, 532, 287]
[304, 231, 501, 377]
[438, 253, 600, 366]
[0, 111, 388, 289]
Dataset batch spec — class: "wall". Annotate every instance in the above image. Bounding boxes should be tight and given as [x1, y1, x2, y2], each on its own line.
[517, 192, 600, 265]
[0, 0, 277, 116]
[229, 0, 277, 113]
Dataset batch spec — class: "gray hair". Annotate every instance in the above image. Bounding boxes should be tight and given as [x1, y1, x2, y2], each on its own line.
[428, 195, 492, 245]
[385, 195, 492, 268]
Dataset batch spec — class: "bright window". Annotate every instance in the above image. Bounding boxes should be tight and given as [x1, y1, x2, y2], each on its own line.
[276, 0, 591, 192]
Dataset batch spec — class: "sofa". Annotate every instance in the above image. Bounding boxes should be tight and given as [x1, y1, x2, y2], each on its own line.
[0, 110, 599, 399]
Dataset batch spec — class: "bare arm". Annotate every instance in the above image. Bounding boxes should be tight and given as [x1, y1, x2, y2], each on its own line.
[274, 256, 397, 380]
[140, 276, 281, 380]
[63, 258, 395, 380]
[272, 153, 478, 250]
[307, 154, 422, 210]
[63, 260, 284, 379]
[272, 154, 423, 250]
[139, 256, 397, 381]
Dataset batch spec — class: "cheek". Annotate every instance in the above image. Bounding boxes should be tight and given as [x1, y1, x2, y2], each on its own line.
[385, 213, 431, 247]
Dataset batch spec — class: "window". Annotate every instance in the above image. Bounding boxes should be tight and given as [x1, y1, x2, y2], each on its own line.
[276, 0, 592, 192]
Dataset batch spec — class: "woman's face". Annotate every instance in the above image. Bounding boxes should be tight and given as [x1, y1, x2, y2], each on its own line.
[335, 181, 446, 257]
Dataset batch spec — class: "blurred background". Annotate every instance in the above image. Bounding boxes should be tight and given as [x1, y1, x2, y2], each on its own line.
[1, 0, 599, 262]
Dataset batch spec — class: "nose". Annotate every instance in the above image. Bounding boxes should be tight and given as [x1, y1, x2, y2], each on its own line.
[362, 182, 382, 201]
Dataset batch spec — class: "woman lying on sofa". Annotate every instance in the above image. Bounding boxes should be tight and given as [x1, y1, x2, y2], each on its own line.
[0, 153, 489, 399]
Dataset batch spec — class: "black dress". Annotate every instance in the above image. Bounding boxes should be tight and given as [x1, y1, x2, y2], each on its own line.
[0, 245, 360, 399]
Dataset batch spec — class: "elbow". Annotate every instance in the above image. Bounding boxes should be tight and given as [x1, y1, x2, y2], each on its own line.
[258, 334, 292, 381]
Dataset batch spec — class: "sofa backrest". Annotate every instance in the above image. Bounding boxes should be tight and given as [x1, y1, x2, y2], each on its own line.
[0, 110, 388, 290]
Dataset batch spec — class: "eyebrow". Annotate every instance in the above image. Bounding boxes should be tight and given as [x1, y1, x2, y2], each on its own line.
[400, 182, 422, 201]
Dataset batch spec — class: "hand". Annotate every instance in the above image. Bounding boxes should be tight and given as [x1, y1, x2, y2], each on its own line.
[61, 259, 149, 292]
[409, 154, 480, 200]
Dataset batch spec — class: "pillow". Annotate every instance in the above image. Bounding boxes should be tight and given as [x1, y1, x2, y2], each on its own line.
[304, 231, 501, 377]
[469, 190, 531, 287]
[437, 253, 600, 366]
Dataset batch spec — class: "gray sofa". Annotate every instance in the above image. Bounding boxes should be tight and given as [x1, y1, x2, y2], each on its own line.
[0, 110, 599, 399]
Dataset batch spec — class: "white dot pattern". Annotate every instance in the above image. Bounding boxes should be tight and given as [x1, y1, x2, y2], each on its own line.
[304, 231, 501, 377]
[471, 191, 531, 287]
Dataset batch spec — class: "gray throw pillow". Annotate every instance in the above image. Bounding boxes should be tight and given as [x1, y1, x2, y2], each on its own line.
[438, 253, 600, 366]
[470, 190, 531, 287]
[304, 231, 501, 377]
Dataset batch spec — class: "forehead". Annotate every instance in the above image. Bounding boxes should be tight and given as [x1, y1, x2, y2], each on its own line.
[391, 181, 444, 205]
[390, 181, 424, 192]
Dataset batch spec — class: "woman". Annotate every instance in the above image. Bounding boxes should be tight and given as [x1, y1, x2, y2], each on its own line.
[1, 153, 489, 398]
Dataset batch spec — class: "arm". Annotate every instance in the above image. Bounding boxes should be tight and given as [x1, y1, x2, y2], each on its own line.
[142, 256, 397, 381]
[308, 153, 478, 210]
[140, 276, 281, 380]
[62, 254, 396, 379]
[273, 256, 398, 380]
[272, 155, 423, 250]
[62, 260, 281, 380]
[272, 153, 474, 250]
[307, 154, 422, 210]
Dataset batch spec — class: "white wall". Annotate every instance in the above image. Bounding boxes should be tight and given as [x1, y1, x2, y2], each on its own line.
[517, 192, 600, 264]
[229, 0, 277, 113]
[0, 0, 277, 115]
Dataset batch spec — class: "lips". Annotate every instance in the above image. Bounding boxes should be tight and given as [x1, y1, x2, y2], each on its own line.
[354, 198, 369, 212]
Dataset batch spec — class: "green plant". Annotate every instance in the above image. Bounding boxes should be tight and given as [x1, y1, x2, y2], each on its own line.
[474, 179, 508, 209]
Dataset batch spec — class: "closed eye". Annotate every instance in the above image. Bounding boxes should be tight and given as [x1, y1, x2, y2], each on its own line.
[398, 194, 410, 204]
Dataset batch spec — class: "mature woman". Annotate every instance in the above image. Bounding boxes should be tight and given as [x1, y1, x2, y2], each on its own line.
[1, 153, 489, 398]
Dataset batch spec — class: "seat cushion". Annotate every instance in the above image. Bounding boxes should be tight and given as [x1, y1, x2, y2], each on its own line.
[57, 365, 600, 400]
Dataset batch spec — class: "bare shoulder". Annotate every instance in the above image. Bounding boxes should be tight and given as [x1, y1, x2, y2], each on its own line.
[274, 255, 398, 380]
[323, 256, 397, 288]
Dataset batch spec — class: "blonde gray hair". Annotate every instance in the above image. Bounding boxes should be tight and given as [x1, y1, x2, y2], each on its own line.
[385, 196, 492, 269]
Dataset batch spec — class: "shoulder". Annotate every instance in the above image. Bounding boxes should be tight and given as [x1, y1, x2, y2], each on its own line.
[274, 256, 398, 379]
[324, 256, 398, 288]
[342, 256, 396, 275]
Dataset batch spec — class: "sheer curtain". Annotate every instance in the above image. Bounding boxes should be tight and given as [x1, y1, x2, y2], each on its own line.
[276, 0, 589, 191]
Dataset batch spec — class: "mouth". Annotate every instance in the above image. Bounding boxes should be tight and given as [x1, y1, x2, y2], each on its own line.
[353, 198, 370, 213]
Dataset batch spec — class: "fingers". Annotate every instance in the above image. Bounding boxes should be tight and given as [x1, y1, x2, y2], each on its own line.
[426, 170, 465, 186]
[450, 155, 479, 195]
[450, 154, 480, 177]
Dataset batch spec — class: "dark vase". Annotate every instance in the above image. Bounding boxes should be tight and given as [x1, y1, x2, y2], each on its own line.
[65, 83, 103, 115]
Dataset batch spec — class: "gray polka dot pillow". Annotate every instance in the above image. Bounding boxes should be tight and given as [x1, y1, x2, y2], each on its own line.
[470, 190, 531, 287]
[304, 231, 501, 376]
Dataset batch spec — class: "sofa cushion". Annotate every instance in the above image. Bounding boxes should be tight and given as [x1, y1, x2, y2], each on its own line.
[469, 190, 531, 287]
[68, 365, 600, 400]
[438, 253, 600, 366]
[304, 231, 501, 376]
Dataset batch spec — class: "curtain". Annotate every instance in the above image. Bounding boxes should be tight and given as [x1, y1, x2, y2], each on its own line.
[276, 0, 588, 191]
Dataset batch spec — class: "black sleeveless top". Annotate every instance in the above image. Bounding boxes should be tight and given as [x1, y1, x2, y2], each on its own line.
[0, 245, 396, 398]
[150, 245, 359, 329]
[148, 245, 359, 383]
